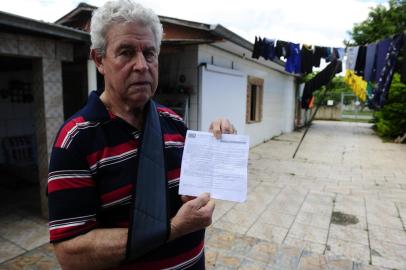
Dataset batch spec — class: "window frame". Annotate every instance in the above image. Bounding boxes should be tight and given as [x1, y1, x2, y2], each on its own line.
[246, 76, 264, 124]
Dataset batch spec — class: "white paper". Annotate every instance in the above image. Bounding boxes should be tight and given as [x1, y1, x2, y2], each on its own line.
[179, 130, 249, 202]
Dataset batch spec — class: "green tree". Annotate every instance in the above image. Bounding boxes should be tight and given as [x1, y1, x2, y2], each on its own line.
[346, 0, 406, 46]
[373, 74, 406, 138]
[347, 0, 406, 141]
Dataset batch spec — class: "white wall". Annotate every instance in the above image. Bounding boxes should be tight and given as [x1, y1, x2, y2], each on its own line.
[198, 44, 296, 147]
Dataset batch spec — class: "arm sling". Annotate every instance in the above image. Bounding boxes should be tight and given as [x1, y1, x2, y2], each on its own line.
[126, 100, 169, 261]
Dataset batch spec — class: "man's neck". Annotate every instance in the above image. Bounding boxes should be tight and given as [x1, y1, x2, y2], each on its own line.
[100, 90, 145, 130]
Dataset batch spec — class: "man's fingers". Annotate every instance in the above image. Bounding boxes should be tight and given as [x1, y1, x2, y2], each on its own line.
[189, 193, 210, 209]
[199, 198, 215, 213]
[209, 120, 222, 139]
[181, 195, 196, 203]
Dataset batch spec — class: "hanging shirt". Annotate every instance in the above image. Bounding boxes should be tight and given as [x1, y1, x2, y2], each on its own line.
[354, 45, 367, 77]
[369, 34, 403, 109]
[374, 38, 391, 82]
[285, 42, 301, 74]
[346, 46, 359, 70]
[275, 40, 291, 59]
[300, 44, 314, 74]
[262, 38, 276, 60]
[364, 43, 377, 82]
[313, 46, 326, 67]
[252, 36, 264, 59]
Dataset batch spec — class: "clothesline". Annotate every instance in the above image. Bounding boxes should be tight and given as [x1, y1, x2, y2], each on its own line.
[252, 37, 345, 75]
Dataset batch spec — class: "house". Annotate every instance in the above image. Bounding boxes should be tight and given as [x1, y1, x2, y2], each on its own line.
[0, 3, 300, 218]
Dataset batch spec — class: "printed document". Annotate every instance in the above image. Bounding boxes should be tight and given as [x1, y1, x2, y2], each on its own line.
[179, 130, 249, 202]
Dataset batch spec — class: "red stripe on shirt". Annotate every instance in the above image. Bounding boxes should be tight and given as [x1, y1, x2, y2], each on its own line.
[167, 168, 180, 181]
[164, 133, 185, 143]
[117, 240, 204, 270]
[50, 220, 97, 242]
[55, 116, 85, 148]
[87, 141, 138, 167]
[100, 184, 133, 205]
[48, 177, 95, 193]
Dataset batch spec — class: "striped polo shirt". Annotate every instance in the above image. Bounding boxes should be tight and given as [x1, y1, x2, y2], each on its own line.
[48, 90, 205, 269]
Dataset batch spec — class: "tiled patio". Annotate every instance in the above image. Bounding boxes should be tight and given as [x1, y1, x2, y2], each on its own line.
[1, 121, 405, 269]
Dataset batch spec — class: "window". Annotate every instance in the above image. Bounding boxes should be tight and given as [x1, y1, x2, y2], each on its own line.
[246, 76, 263, 123]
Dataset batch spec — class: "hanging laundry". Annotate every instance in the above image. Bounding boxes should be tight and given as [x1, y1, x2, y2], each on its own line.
[344, 70, 367, 101]
[285, 42, 301, 74]
[363, 43, 377, 82]
[354, 45, 367, 77]
[301, 44, 314, 74]
[252, 36, 264, 59]
[313, 46, 326, 67]
[325, 47, 333, 62]
[401, 33, 406, 84]
[262, 38, 276, 61]
[374, 38, 391, 82]
[369, 34, 403, 109]
[301, 59, 342, 109]
[346, 46, 359, 70]
[336, 48, 345, 60]
[275, 40, 291, 59]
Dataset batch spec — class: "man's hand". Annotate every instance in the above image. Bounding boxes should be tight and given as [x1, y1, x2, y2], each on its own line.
[208, 118, 236, 139]
[169, 193, 215, 241]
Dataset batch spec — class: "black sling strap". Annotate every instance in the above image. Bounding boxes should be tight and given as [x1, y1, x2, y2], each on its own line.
[126, 100, 169, 261]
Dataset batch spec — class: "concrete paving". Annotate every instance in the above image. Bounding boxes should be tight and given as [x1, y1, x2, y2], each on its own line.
[1, 120, 405, 269]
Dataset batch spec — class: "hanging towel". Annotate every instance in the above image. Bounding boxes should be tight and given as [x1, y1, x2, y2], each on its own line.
[285, 42, 301, 74]
[252, 36, 264, 59]
[369, 34, 403, 109]
[126, 100, 169, 261]
[346, 46, 359, 70]
[364, 43, 377, 82]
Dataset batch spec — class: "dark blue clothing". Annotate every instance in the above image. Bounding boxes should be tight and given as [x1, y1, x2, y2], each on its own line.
[364, 43, 377, 82]
[285, 42, 301, 74]
[354, 45, 367, 77]
[374, 38, 391, 82]
[369, 35, 403, 109]
[262, 38, 276, 60]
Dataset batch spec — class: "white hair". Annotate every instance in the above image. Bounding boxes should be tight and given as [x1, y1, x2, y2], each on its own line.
[90, 0, 163, 56]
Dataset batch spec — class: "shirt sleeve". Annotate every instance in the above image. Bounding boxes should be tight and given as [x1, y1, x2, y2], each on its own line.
[48, 144, 99, 243]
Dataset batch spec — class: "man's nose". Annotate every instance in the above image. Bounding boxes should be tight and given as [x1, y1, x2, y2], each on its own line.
[133, 52, 148, 72]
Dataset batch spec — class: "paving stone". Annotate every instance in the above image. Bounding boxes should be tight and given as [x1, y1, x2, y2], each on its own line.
[246, 223, 288, 244]
[328, 224, 369, 245]
[325, 238, 370, 265]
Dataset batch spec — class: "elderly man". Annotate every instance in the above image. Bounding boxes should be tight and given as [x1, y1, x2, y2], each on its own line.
[47, 0, 235, 269]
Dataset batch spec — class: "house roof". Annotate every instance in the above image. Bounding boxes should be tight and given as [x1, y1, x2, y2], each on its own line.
[0, 10, 89, 42]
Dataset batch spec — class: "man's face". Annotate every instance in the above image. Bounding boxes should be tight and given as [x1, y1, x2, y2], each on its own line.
[98, 21, 159, 109]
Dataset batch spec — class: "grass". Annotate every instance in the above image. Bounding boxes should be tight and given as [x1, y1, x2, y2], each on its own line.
[342, 110, 373, 116]
[340, 118, 372, 123]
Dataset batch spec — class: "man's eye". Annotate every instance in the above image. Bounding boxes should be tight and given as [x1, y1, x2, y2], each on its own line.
[120, 50, 133, 56]
[144, 50, 156, 61]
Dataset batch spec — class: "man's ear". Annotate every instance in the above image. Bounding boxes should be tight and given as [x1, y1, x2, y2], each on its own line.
[91, 49, 105, 75]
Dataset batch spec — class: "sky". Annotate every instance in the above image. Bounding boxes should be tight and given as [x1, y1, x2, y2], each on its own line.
[0, 0, 388, 48]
